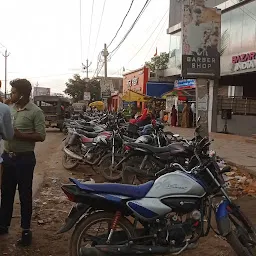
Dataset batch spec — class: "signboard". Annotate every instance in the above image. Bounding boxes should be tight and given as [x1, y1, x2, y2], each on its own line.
[83, 91, 91, 101]
[181, 0, 221, 78]
[102, 91, 111, 98]
[33, 87, 51, 97]
[232, 51, 256, 72]
[174, 79, 196, 90]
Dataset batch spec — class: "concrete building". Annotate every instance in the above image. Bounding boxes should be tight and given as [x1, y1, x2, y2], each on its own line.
[165, 0, 256, 136]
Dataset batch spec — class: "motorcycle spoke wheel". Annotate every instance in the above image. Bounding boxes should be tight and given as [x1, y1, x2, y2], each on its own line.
[62, 153, 79, 170]
[69, 212, 135, 256]
[98, 155, 123, 182]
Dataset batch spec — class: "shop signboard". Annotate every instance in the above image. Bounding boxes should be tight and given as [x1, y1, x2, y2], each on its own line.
[231, 51, 256, 72]
[181, 0, 221, 78]
[174, 79, 196, 90]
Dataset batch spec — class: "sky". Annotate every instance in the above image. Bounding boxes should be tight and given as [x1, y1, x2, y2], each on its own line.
[0, 0, 170, 94]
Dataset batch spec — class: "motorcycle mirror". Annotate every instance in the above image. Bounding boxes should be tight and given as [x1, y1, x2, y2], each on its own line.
[197, 116, 201, 123]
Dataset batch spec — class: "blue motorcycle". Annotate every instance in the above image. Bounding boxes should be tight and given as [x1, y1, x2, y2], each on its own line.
[58, 139, 256, 256]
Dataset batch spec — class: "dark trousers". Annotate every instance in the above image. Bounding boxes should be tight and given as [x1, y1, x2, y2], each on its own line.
[0, 152, 36, 230]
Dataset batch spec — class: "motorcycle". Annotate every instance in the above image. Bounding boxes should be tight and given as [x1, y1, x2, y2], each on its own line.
[58, 136, 256, 256]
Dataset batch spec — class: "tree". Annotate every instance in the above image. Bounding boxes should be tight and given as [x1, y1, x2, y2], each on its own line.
[64, 74, 101, 102]
[145, 52, 169, 73]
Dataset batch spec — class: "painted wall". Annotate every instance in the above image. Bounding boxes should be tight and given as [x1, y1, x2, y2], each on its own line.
[123, 67, 149, 95]
[217, 114, 256, 136]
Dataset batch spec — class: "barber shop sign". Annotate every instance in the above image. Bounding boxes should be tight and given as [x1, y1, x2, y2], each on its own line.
[232, 51, 256, 72]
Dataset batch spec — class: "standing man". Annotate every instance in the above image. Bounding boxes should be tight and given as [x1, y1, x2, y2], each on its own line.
[0, 79, 46, 246]
[0, 100, 14, 186]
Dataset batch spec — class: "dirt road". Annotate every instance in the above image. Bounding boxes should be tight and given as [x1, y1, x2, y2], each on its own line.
[0, 131, 255, 256]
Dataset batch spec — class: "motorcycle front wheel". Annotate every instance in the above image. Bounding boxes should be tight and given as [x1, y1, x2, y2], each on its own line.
[226, 209, 256, 256]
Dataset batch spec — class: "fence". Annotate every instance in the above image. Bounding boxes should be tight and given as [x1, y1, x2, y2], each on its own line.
[217, 97, 256, 115]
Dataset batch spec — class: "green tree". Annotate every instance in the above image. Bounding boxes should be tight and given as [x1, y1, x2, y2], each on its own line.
[64, 74, 101, 102]
[145, 52, 169, 73]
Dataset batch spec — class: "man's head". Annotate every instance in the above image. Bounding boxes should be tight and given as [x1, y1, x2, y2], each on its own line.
[192, 8, 202, 25]
[209, 32, 219, 47]
[10, 79, 32, 103]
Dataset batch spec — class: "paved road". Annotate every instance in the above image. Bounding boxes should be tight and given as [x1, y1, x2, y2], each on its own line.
[165, 126, 256, 175]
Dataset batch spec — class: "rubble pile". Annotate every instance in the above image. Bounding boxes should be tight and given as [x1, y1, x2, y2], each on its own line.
[221, 164, 256, 197]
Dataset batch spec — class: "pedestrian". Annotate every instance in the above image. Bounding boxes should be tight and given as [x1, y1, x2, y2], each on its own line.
[181, 102, 190, 128]
[0, 100, 14, 188]
[171, 105, 177, 127]
[0, 79, 46, 246]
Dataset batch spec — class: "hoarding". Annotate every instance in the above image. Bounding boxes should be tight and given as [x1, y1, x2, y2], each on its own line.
[181, 0, 221, 78]
[83, 91, 91, 101]
[33, 87, 51, 97]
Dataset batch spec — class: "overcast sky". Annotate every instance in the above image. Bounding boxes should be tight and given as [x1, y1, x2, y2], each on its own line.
[0, 0, 170, 94]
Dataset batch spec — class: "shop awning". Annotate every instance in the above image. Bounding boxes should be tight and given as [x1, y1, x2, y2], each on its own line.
[161, 90, 188, 101]
[122, 90, 151, 102]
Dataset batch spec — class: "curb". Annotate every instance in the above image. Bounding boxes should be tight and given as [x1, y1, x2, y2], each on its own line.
[225, 160, 256, 178]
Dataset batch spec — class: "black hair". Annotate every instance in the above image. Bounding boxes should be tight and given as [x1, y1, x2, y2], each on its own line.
[10, 79, 32, 97]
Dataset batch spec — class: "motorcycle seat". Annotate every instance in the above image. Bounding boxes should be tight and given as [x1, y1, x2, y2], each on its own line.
[69, 178, 154, 199]
[126, 142, 187, 155]
[76, 129, 99, 138]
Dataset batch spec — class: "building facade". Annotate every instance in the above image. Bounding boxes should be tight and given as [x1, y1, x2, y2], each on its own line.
[164, 0, 256, 136]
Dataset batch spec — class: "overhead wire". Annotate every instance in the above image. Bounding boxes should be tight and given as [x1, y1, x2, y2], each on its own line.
[107, 0, 135, 48]
[127, 9, 168, 64]
[87, 0, 95, 59]
[92, 0, 107, 62]
[144, 14, 168, 61]
[108, 0, 151, 58]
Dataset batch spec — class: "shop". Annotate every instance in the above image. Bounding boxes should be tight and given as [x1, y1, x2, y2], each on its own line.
[123, 67, 149, 111]
[108, 91, 123, 112]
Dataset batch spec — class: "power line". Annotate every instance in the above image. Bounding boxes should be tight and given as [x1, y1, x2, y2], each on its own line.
[144, 14, 168, 61]
[87, 0, 95, 59]
[92, 0, 107, 62]
[0, 42, 6, 49]
[109, 0, 151, 58]
[127, 9, 168, 64]
[107, 0, 135, 48]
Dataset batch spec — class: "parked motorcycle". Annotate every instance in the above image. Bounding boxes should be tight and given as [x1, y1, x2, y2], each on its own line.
[58, 134, 256, 256]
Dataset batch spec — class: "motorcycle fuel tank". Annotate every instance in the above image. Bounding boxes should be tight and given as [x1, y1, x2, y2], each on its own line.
[145, 171, 206, 198]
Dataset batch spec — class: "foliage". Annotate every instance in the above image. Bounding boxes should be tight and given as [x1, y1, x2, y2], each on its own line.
[145, 52, 169, 72]
[64, 74, 101, 102]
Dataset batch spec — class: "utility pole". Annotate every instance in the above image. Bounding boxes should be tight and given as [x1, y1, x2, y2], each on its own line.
[82, 59, 92, 79]
[102, 43, 109, 80]
[2, 49, 10, 99]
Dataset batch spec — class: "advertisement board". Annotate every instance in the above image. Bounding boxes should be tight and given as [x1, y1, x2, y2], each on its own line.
[174, 79, 196, 90]
[33, 87, 51, 97]
[181, 0, 221, 78]
[83, 91, 91, 101]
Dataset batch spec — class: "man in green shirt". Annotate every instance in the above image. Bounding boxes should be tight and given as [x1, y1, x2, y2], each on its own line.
[0, 79, 46, 246]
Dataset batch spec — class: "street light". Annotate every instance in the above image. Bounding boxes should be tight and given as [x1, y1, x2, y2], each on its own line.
[2, 49, 10, 99]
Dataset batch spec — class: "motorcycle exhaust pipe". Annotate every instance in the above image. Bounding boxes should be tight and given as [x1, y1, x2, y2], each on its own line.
[63, 147, 83, 161]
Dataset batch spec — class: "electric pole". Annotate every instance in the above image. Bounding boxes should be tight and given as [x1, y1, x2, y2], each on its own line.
[2, 49, 10, 98]
[102, 43, 109, 80]
[82, 59, 92, 79]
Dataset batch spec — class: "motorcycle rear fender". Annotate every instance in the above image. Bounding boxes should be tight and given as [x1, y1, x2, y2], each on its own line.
[215, 200, 231, 236]
[57, 203, 91, 234]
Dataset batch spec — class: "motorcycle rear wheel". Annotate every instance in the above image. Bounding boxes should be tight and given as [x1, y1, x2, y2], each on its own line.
[62, 152, 79, 170]
[69, 211, 135, 256]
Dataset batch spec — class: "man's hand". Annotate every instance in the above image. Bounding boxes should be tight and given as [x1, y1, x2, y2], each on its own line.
[14, 128, 25, 139]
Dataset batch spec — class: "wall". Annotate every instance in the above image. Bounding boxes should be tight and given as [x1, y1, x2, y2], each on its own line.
[217, 114, 256, 136]
[123, 67, 149, 95]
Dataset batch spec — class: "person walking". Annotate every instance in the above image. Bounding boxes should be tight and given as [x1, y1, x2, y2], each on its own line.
[171, 105, 178, 127]
[0, 79, 46, 246]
